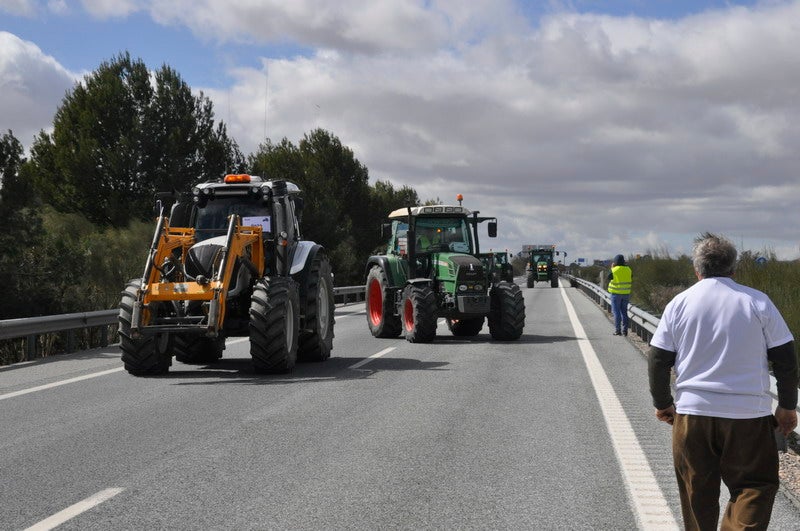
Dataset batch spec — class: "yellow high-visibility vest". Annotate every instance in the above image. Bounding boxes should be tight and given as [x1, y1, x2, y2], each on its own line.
[608, 265, 632, 295]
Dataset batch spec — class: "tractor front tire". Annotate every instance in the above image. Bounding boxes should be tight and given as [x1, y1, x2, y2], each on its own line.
[551, 273, 559, 288]
[174, 335, 225, 364]
[488, 281, 525, 340]
[250, 277, 300, 373]
[447, 317, 484, 336]
[298, 254, 335, 362]
[119, 279, 172, 376]
[526, 273, 534, 288]
[401, 284, 437, 343]
[366, 266, 401, 338]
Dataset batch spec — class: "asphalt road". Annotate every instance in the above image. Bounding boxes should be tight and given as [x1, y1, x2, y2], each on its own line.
[2, 279, 799, 530]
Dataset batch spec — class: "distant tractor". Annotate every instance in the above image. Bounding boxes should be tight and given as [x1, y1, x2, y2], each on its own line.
[525, 245, 562, 288]
[365, 197, 525, 343]
[478, 251, 514, 283]
[118, 174, 335, 376]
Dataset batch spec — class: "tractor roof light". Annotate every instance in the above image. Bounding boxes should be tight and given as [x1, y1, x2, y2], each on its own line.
[224, 174, 251, 184]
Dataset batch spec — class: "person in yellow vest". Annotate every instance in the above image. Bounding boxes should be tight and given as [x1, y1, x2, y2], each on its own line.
[608, 254, 632, 336]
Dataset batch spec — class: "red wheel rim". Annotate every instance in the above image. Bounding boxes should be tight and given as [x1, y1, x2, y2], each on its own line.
[403, 297, 414, 331]
[368, 279, 383, 326]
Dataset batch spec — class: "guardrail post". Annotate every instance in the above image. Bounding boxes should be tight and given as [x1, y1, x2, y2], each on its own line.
[26, 334, 37, 361]
[100, 326, 109, 347]
[67, 330, 76, 353]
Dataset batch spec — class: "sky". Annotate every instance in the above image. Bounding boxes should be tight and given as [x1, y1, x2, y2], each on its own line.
[2, 0, 800, 265]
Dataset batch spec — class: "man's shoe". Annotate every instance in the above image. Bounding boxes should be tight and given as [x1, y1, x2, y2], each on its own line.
[623, 329, 628, 336]
[613, 330, 621, 336]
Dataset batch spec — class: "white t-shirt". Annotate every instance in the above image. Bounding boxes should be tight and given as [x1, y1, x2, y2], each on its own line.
[650, 277, 793, 419]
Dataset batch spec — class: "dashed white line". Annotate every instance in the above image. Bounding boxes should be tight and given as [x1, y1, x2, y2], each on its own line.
[24, 487, 125, 531]
[0, 367, 125, 402]
[559, 286, 678, 530]
[348, 347, 396, 370]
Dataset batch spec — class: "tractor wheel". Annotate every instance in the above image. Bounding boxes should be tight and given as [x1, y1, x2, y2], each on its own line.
[298, 253, 335, 362]
[447, 317, 484, 336]
[526, 273, 534, 288]
[249, 277, 300, 373]
[488, 281, 525, 340]
[550, 273, 559, 288]
[174, 335, 225, 364]
[400, 284, 437, 343]
[119, 279, 172, 376]
[366, 265, 401, 338]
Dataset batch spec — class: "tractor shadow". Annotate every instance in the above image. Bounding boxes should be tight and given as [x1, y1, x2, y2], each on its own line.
[165, 355, 449, 386]
[433, 333, 576, 345]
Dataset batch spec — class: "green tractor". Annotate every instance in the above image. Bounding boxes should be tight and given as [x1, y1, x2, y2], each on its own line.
[525, 245, 562, 288]
[365, 199, 525, 343]
[477, 251, 514, 283]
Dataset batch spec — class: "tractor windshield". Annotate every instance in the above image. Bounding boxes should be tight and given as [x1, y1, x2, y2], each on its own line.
[194, 196, 272, 241]
[414, 217, 472, 254]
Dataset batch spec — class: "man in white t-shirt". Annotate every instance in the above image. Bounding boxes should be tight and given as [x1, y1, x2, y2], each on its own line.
[648, 232, 797, 530]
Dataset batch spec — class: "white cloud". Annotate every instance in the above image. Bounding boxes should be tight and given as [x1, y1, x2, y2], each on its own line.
[0, 32, 78, 149]
[0, 0, 36, 16]
[5, 0, 800, 261]
[81, 0, 139, 18]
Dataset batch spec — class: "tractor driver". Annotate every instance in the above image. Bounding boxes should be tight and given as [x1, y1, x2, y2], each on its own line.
[416, 227, 441, 252]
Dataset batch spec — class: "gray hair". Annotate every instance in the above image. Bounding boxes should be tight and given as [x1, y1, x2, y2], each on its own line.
[692, 232, 737, 278]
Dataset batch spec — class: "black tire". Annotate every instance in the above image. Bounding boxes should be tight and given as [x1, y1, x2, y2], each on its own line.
[447, 317, 484, 336]
[119, 279, 172, 376]
[550, 273, 559, 288]
[488, 281, 525, 340]
[174, 335, 225, 364]
[526, 273, 534, 288]
[400, 284, 437, 343]
[298, 254, 335, 362]
[249, 277, 300, 373]
[366, 265, 401, 338]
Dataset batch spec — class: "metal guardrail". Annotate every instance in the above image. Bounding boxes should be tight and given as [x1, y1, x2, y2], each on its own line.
[0, 285, 366, 360]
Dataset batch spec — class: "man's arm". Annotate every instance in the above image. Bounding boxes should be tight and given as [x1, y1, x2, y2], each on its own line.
[648, 345, 676, 424]
[768, 340, 798, 435]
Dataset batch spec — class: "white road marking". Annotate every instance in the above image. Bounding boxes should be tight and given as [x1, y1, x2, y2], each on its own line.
[0, 367, 125, 402]
[349, 347, 396, 369]
[24, 487, 125, 531]
[560, 287, 678, 530]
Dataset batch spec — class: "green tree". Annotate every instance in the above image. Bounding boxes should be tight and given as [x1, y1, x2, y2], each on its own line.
[28, 52, 243, 227]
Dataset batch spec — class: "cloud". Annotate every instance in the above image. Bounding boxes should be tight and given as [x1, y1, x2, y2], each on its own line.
[0, 32, 78, 149]
[0, 0, 36, 16]
[81, 0, 139, 19]
[4, 0, 800, 260]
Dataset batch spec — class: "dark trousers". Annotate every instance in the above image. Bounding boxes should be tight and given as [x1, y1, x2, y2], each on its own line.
[672, 414, 779, 531]
[610, 293, 629, 332]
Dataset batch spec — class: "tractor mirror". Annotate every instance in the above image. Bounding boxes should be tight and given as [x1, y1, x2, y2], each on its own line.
[294, 196, 304, 212]
[487, 221, 497, 237]
[381, 223, 392, 239]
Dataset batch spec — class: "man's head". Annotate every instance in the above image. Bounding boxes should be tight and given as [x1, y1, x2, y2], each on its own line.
[692, 232, 737, 278]
[613, 254, 625, 266]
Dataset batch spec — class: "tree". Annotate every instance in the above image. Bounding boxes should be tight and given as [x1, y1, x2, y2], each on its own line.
[28, 52, 243, 227]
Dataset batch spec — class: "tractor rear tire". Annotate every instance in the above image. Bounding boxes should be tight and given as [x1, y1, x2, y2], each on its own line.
[551, 274, 559, 288]
[526, 273, 534, 288]
[119, 279, 172, 376]
[366, 266, 401, 338]
[174, 335, 225, 364]
[298, 254, 335, 362]
[401, 284, 437, 343]
[447, 317, 484, 336]
[250, 277, 300, 373]
[488, 281, 525, 340]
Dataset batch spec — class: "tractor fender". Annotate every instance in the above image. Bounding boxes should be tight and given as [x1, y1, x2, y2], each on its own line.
[406, 278, 434, 288]
[365, 256, 398, 288]
[289, 240, 321, 276]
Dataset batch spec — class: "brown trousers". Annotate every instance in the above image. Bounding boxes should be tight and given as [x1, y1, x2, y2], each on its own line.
[672, 414, 779, 531]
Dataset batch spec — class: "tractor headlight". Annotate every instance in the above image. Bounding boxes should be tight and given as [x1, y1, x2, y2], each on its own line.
[474, 284, 483, 292]
[458, 284, 468, 292]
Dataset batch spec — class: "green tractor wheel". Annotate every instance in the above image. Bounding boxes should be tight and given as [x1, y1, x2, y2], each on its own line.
[401, 284, 437, 343]
[488, 281, 525, 340]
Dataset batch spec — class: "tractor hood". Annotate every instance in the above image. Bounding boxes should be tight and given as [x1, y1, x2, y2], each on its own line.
[432, 253, 485, 283]
[185, 236, 226, 280]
